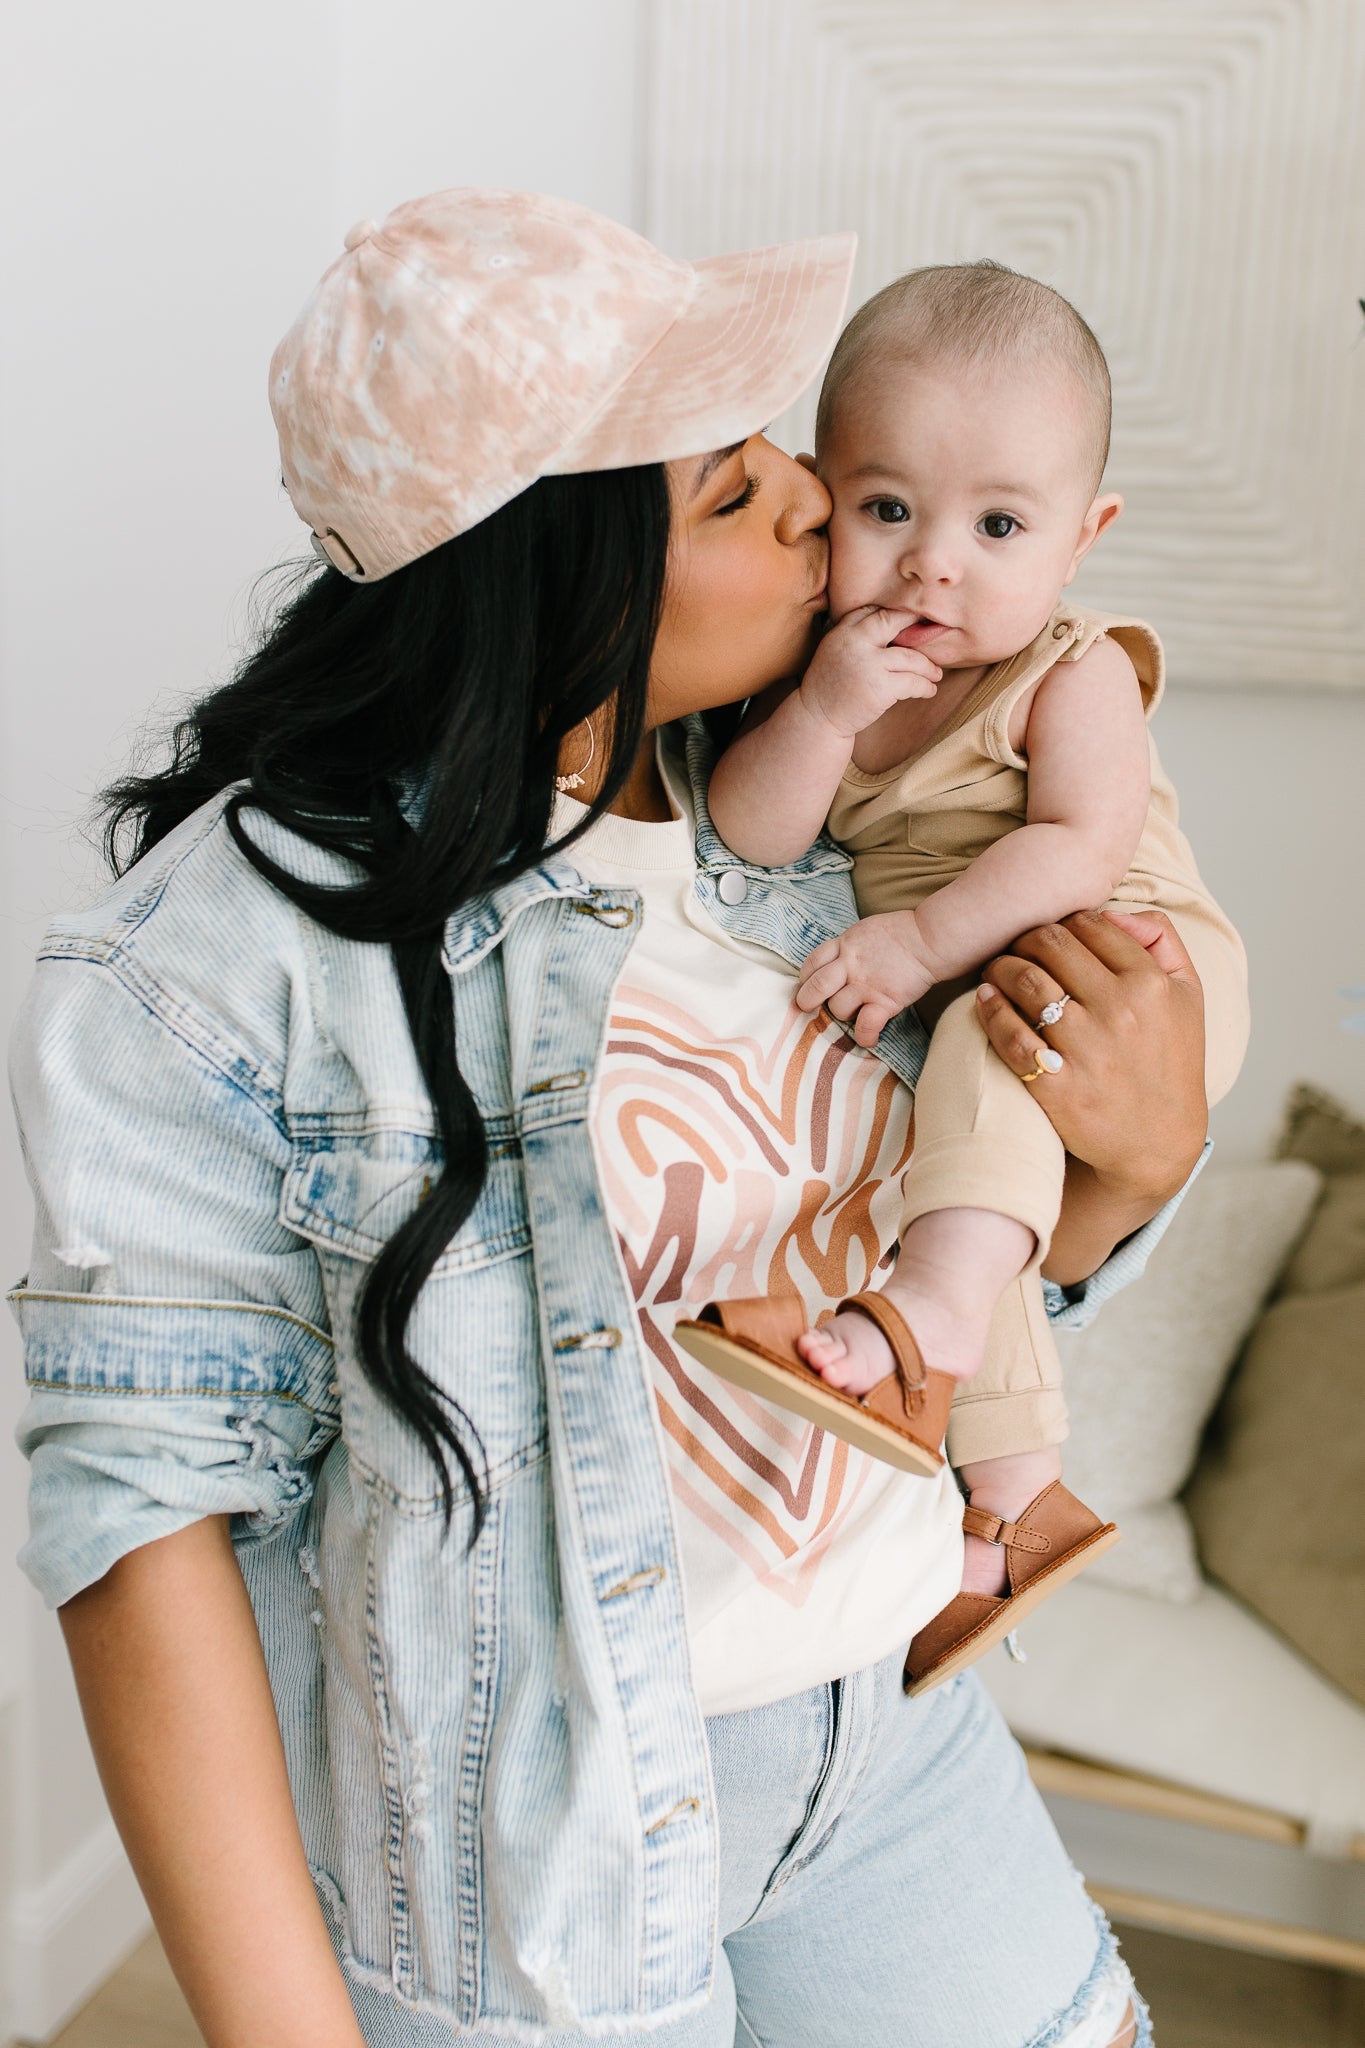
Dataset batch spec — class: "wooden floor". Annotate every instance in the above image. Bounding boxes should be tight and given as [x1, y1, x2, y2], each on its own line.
[45, 1924, 1365, 2046]
[47, 1936, 202, 2048]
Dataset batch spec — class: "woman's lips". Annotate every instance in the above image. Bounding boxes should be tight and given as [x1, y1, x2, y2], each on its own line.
[890, 618, 953, 649]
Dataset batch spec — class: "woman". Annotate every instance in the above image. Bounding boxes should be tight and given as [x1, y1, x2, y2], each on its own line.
[12, 191, 1205, 2047]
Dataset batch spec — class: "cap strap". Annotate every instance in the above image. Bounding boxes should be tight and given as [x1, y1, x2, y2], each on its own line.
[310, 529, 366, 579]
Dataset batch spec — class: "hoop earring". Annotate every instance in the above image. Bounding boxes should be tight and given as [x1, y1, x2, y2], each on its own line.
[554, 719, 596, 794]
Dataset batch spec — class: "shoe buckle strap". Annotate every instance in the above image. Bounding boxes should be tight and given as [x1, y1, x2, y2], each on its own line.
[962, 1506, 1051, 1553]
[895, 1355, 927, 1419]
[842, 1292, 927, 1418]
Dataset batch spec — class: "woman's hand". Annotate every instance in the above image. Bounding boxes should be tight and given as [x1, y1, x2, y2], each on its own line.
[976, 908, 1208, 1285]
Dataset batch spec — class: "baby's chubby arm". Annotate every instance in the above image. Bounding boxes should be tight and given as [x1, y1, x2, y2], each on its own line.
[797, 637, 1151, 1045]
[707, 605, 943, 868]
[918, 635, 1151, 972]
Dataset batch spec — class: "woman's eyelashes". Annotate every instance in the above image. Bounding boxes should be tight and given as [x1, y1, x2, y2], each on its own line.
[716, 473, 761, 515]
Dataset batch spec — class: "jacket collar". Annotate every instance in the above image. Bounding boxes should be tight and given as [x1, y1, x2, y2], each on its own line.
[438, 713, 852, 975]
[441, 857, 605, 975]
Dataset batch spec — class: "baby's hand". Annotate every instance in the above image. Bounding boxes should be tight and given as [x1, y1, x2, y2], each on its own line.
[799, 605, 942, 740]
[796, 911, 937, 1046]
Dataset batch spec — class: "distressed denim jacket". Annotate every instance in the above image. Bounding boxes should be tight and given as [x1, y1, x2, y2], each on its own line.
[11, 720, 1194, 2038]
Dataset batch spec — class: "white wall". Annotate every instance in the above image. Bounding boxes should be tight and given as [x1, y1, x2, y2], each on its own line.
[1157, 689, 1365, 1161]
[0, 4, 639, 2038]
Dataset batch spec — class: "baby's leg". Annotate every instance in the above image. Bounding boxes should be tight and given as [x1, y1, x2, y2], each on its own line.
[802, 1253, 1068, 1595]
[798, 991, 1069, 1592]
[799, 1206, 1037, 1390]
[799, 987, 1064, 1388]
[1165, 903, 1250, 1107]
[951, 1277, 1068, 1594]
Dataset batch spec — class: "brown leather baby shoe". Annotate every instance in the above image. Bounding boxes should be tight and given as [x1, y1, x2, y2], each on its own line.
[904, 1481, 1120, 1697]
[674, 1290, 953, 1478]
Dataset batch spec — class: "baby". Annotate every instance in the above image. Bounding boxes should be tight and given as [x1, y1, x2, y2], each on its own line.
[689, 262, 1249, 1693]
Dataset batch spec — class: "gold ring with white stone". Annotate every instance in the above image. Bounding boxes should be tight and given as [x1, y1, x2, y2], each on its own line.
[1021, 1048, 1064, 1083]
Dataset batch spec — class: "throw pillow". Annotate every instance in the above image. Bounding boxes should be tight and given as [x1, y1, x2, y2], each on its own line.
[1277, 1173, 1365, 1297]
[1276, 1081, 1365, 1178]
[1185, 1284, 1365, 1708]
[1056, 1159, 1322, 1602]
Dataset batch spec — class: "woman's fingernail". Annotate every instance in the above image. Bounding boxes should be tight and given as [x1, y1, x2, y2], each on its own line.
[1039, 1048, 1064, 1072]
[978, 984, 996, 1001]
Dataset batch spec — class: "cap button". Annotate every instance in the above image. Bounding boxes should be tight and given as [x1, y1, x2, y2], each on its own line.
[344, 218, 378, 252]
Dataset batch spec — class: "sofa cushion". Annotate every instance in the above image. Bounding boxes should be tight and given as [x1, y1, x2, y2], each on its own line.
[981, 1577, 1365, 1854]
[1182, 1084, 1365, 1709]
[1185, 1284, 1365, 1710]
[1056, 1160, 1321, 1602]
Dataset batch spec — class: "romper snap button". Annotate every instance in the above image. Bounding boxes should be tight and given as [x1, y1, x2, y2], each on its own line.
[718, 870, 749, 905]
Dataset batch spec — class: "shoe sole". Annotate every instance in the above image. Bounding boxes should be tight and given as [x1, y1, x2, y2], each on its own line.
[673, 1320, 944, 1478]
[903, 1523, 1122, 1698]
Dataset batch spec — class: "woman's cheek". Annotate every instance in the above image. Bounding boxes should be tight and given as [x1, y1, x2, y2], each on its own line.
[826, 518, 877, 616]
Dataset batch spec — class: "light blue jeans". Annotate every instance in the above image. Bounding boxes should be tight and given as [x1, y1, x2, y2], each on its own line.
[347, 1654, 1150, 2047]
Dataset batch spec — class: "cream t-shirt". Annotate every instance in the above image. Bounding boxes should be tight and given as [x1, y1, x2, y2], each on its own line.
[558, 734, 962, 1715]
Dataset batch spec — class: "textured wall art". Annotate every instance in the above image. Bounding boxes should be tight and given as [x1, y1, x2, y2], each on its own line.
[644, 0, 1365, 689]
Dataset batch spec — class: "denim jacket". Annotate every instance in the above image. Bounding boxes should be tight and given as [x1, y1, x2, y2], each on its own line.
[10, 719, 1195, 2037]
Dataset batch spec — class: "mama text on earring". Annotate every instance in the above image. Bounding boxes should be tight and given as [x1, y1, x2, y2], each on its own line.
[555, 719, 597, 794]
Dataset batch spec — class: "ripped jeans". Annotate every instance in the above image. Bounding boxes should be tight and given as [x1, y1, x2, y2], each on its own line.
[347, 1654, 1149, 2048]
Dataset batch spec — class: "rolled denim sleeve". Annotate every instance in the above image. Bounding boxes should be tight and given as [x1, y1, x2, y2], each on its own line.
[1041, 1138, 1211, 1332]
[17, 1380, 331, 1608]
[9, 953, 337, 1607]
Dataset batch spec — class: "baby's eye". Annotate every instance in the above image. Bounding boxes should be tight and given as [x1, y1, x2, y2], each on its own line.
[979, 512, 1019, 540]
[869, 498, 909, 524]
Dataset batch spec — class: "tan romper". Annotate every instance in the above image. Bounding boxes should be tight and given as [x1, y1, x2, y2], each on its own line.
[828, 602, 1249, 1467]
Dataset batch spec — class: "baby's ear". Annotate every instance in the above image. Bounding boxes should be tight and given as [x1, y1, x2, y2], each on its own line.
[1087, 491, 1124, 542]
[796, 451, 818, 475]
[1063, 491, 1124, 584]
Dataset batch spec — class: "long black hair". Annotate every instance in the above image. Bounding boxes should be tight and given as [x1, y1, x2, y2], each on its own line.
[103, 465, 673, 1531]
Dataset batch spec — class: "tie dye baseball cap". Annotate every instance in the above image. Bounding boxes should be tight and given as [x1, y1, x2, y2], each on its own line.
[270, 188, 856, 581]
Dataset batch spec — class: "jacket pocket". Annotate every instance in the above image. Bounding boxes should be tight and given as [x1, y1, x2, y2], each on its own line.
[281, 1125, 544, 1508]
[282, 1123, 530, 1273]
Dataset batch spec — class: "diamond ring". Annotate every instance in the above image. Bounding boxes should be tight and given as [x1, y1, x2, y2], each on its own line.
[1037, 994, 1071, 1030]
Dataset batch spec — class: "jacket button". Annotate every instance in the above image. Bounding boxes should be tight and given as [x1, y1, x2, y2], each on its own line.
[528, 1068, 588, 1095]
[601, 1564, 668, 1600]
[717, 870, 748, 905]
[555, 1328, 623, 1352]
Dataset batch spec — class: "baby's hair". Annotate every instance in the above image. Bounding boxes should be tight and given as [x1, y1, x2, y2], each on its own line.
[816, 260, 1112, 494]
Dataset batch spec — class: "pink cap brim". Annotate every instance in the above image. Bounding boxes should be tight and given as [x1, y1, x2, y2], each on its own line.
[546, 231, 856, 474]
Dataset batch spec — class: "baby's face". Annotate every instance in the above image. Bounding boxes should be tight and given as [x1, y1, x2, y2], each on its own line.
[818, 358, 1119, 669]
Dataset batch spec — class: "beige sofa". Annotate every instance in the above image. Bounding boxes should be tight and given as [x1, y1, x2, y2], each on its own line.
[978, 1121, 1365, 1972]
[984, 1580, 1365, 1970]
